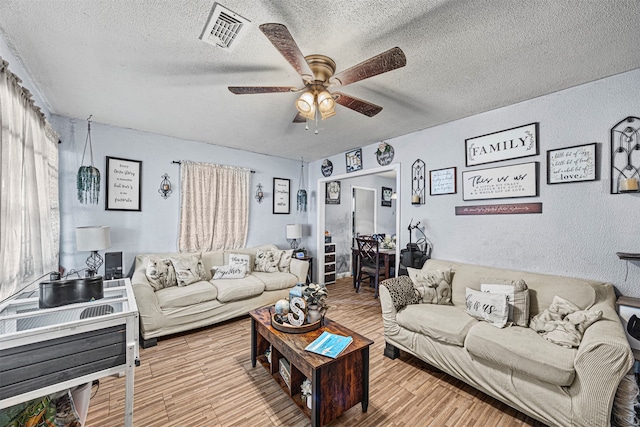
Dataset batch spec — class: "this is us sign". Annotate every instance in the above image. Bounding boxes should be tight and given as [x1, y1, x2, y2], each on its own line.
[465, 123, 539, 166]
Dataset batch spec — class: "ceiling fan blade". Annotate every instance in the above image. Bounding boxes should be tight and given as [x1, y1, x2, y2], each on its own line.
[333, 92, 383, 117]
[329, 47, 407, 87]
[293, 113, 306, 123]
[228, 86, 298, 94]
[259, 23, 314, 82]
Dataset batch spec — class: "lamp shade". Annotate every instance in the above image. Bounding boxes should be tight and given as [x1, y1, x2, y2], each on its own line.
[76, 226, 111, 251]
[286, 224, 302, 240]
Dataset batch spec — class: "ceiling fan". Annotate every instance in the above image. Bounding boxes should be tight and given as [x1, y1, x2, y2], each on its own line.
[228, 23, 407, 124]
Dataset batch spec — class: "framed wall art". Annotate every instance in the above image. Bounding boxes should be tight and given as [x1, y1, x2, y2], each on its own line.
[547, 143, 597, 184]
[325, 181, 341, 205]
[465, 122, 539, 166]
[462, 162, 538, 201]
[429, 167, 457, 195]
[381, 187, 393, 207]
[105, 156, 142, 211]
[345, 148, 362, 173]
[273, 177, 290, 214]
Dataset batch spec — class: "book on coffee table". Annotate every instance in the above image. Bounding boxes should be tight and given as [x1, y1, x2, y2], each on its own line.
[305, 331, 353, 358]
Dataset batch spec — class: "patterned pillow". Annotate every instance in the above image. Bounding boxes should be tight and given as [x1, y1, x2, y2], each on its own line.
[481, 279, 530, 326]
[254, 249, 282, 273]
[145, 258, 177, 291]
[465, 288, 509, 328]
[407, 267, 453, 305]
[212, 264, 247, 279]
[278, 249, 294, 273]
[170, 255, 206, 286]
[229, 253, 252, 273]
[381, 276, 420, 311]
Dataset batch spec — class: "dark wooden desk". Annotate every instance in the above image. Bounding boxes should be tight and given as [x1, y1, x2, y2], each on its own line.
[351, 247, 397, 288]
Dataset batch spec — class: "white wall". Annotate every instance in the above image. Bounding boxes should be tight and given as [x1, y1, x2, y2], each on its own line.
[310, 69, 640, 297]
[52, 116, 309, 275]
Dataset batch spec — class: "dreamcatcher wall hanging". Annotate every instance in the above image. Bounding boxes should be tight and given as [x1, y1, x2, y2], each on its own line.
[77, 115, 101, 204]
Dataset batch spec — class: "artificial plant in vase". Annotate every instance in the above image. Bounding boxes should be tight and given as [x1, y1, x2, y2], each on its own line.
[77, 116, 100, 204]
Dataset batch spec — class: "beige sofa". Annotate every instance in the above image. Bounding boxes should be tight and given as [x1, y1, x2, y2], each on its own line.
[379, 259, 634, 427]
[132, 244, 308, 347]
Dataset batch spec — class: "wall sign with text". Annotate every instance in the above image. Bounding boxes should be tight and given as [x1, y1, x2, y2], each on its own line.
[462, 162, 538, 201]
[465, 123, 539, 166]
[429, 167, 457, 195]
[106, 156, 142, 211]
[547, 143, 597, 184]
[273, 177, 290, 214]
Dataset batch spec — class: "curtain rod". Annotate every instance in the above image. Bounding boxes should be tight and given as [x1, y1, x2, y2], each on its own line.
[172, 160, 255, 173]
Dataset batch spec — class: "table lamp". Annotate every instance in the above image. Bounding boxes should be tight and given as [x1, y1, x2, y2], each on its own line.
[286, 224, 302, 250]
[76, 226, 111, 276]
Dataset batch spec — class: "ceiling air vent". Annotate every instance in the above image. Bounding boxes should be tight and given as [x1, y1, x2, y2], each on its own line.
[200, 3, 250, 51]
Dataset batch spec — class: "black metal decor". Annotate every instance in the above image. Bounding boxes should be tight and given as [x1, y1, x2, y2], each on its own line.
[611, 116, 640, 194]
[411, 159, 425, 204]
[159, 173, 172, 199]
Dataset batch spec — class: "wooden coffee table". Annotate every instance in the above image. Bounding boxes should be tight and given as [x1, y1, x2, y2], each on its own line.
[250, 307, 374, 427]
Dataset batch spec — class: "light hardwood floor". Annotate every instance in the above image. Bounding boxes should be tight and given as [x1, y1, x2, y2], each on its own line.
[86, 277, 545, 426]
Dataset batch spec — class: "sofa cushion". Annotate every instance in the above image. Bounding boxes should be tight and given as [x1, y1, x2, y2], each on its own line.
[481, 279, 530, 327]
[408, 267, 453, 305]
[250, 271, 297, 291]
[396, 304, 477, 346]
[146, 257, 177, 291]
[212, 264, 246, 279]
[465, 321, 577, 386]
[254, 249, 282, 273]
[465, 288, 509, 328]
[228, 253, 252, 273]
[169, 254, 207, 287]
[155, 280, 218, 309]
[212, 275, 265, 303]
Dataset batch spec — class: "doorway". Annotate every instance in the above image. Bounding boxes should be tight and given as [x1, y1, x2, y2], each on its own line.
[352, 186, 376, 244]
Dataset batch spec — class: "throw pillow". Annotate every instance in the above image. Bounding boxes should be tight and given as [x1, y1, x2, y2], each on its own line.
[212, 264, 247, 279]
[145, 257, 177, 291]
[407, 267, 453, 305]
[278, 249, 294, 273]
[480, 279, 530, 327]
[229, 253, 252, 273]
[465, 288, 509, 328]
[170, 255, 206, 287]
[381, 276, 421, 311]
[254, 249, 282, 273]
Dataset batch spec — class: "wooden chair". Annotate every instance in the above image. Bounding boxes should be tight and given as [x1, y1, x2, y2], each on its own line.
[355, 236, 389, 298]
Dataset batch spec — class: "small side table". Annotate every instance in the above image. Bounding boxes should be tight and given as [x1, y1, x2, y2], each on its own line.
[299, 256, 313, 284]
[616, 296, 640, 364]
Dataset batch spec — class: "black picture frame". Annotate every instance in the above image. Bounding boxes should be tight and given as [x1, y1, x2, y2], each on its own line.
[462, 161, 539, 201]
[429, 167, 457, 195]
[345, 148, 362, 173]
[465, 122, 539, 167]
[105, 156, 142, 211]
[547, 143, 598, 184]
[325, 181, 341, 204]
[273, 177, 290, 214]
[381, 187, 393, 207]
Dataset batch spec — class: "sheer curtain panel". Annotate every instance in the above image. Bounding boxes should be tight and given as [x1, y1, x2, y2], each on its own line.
[178, 161, 249, 252]
[0, 58, 60, 302]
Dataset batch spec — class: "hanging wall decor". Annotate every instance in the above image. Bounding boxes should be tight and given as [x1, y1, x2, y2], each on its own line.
[611, 116, 640, 194]
[77, 115, 101, 204]
[465, 123, 539, 167]
[345, 148, 362, 173]
[158, 173, 172, 199]
[411, 159, 425, 204]
[297, 158, 307, 212]
[321, 159, 333, 177]
[106, 156, 142, 211]
[273, 177, 290, 214]
[375, 142, 395, 166]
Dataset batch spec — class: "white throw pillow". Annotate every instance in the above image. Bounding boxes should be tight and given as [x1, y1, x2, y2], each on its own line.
[145, 257, 177, 291]
[170, 255, 206, 287]
[254, 249, 282, 273]
[278, 249, 294, 273]
[481, 280, 530, 327]
[228, 253, 252, 273]
[407, 267, 453, 305]
[465, 288, 509, 328]
[212, 264, 247, 279]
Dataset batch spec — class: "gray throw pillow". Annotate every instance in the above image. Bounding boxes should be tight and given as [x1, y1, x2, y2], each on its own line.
[408, 267, 453, 305]
[145, 258, 177, 291]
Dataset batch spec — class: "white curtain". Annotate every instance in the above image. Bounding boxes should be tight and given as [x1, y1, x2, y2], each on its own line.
[178, 161, 249, 252]
[0, 58, 59, 302]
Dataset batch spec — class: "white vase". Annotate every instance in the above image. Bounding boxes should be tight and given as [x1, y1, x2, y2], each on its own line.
[306, 395, 312, 409]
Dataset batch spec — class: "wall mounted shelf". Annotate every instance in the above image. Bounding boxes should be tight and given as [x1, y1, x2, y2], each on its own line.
[617, 252, 640, 260]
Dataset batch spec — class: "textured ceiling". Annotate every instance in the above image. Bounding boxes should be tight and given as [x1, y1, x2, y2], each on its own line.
[1, 0, 639, 161]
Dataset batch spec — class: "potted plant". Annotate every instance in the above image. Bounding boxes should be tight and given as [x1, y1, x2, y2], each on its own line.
[301, 378, 312, 409]
[302, 283, 328, 323]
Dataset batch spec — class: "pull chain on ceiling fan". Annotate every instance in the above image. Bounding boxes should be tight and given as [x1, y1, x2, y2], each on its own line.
[228, 23, 407, 127]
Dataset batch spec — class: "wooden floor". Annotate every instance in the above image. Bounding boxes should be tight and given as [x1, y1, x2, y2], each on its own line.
[86, 277, 545, 426]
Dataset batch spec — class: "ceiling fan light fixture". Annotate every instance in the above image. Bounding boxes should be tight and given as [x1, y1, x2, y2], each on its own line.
[296, 91, 316, 120]
[317, 90, 335, 113]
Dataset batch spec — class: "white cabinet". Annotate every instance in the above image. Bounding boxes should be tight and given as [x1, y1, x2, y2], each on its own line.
[324, 242, 336, 284]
